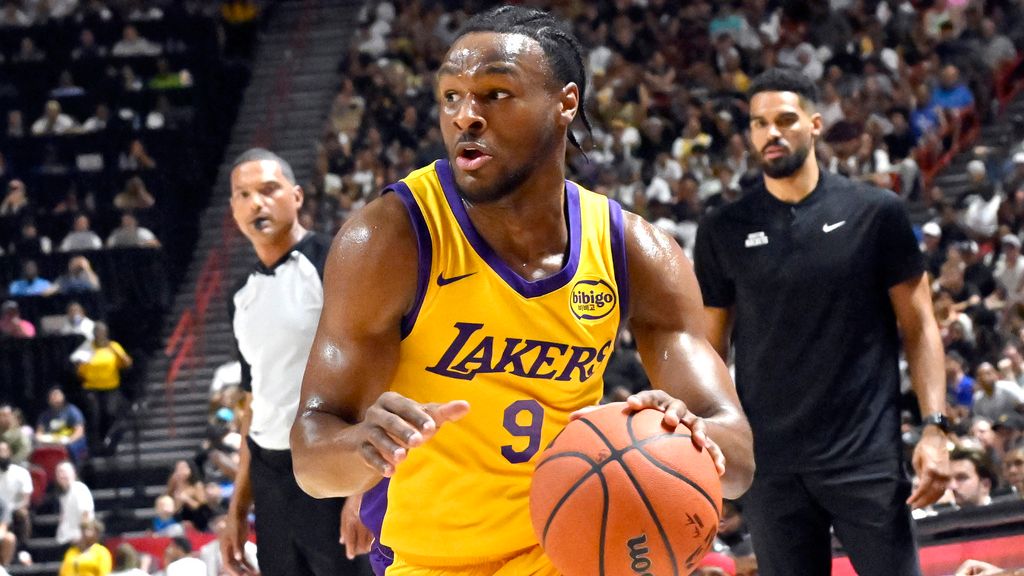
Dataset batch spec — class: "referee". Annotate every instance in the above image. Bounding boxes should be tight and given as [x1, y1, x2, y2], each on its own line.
[694, 69, 950, 575]
[221, 149, 371, 576]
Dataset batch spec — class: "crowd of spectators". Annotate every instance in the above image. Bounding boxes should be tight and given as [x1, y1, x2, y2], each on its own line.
[0, 0, 256, 572]
[286, 1, 1024, 573]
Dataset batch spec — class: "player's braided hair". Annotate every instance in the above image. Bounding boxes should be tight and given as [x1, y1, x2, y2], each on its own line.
[455, 6, 592, 153]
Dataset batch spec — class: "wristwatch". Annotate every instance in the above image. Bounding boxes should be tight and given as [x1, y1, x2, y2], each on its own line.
[922, 412, 950, 433]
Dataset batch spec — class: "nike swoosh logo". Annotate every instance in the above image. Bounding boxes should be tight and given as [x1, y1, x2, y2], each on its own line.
[822, 221, 846, 233]
[436, 272, 477, 286]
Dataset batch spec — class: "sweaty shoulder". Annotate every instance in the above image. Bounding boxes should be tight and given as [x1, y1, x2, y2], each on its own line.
[621, 210, 701, 326]
[325, 192, 420, 321]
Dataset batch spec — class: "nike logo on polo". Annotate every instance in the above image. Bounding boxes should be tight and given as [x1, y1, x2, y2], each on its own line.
[822, 221, 846, 233]
[436, 272, 477, 286]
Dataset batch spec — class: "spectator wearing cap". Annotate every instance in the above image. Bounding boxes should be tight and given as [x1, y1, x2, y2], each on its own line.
[950, 448, 996, 508]
[0, 301, 34, 339]
[972, 362, 1024, 422]
[993, 413, 1024, 457]
[1002, 152, 1024, 195]
[961, 160, 1001, 243]
[995, 234, 1024, 299]
[922, 222, 945, 278]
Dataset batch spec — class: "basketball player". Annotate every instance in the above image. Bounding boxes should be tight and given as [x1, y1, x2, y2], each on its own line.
[694, 69, 950, 575]
[291, 7, 754, 576]
[221, 149, 370, 576]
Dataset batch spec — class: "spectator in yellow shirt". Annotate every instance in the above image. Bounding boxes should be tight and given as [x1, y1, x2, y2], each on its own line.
[74, 322, 131, 454]
[59, 519, 111, 576]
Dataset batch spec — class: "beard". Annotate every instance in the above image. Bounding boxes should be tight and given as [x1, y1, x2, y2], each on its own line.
[455, 161, 534, 205]
[760, 140, 811, 179]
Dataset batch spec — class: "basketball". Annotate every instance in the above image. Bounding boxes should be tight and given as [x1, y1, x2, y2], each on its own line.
[529, 403, 722, 576]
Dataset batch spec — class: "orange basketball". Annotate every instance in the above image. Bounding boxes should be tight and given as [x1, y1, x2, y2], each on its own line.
[529, 402, 722, 576]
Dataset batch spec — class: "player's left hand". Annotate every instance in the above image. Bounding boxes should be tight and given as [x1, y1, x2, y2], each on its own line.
[339, 493, 373, 559]
[571, 390, 726, 477]
[907, 425, 951, 509]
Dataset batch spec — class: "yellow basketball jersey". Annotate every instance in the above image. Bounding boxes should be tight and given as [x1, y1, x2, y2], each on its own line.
[361, 160, 628, 567]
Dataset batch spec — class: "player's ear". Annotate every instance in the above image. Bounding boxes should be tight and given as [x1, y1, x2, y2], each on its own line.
[810, 112, 824, 138]
[558, 82, 579, 128]
[293, 185, 304, 209]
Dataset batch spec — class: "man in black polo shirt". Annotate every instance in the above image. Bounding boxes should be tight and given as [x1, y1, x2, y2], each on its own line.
[694, 69, 950, 575]
[221, 148, 370, 576]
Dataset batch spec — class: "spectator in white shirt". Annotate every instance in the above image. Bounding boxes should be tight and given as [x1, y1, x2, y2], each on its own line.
[111, 24, 161, 57]
[961, 160, 1002, 241]
[54, 462, 94, 546]
[972, 362, 1024, 421]
[995, 235, 1024, 301]
[0, 441, 32, 547]
[106, 212, 159, 248]
[60, 214, 103, 252]
[31, 100, 77, 136]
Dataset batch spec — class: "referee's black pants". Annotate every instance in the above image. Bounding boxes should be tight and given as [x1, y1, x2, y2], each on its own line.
[248, 437, 372, 576]
[742, 458, 921, 576]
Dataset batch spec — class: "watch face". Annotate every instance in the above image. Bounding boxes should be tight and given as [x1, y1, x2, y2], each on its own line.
[926, 413, 949, 431]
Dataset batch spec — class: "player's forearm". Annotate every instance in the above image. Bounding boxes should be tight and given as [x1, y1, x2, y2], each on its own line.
[291, 410, 380, 498]
[905, 314, 947, 417]
[704, 408, 755, 499]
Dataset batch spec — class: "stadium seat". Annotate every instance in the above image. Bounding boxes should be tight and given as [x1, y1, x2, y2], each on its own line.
[27, 464, 47, 509]
[29, 444, 69, 487]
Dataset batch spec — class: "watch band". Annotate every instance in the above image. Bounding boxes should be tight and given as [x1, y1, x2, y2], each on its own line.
[922, 412, 950, 433]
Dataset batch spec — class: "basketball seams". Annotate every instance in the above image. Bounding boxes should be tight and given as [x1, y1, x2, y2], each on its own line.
[534, 450, 611, 576]
[534, 412, 716, 576]
[598, 460, 609, 576]
[625, 414, 722, 521]
[537, 452, 601, 543]
[610, 455, 680, 576]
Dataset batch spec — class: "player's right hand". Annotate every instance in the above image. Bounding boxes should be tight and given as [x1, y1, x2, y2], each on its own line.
[357, 391, 470, 477]
[221, 510, 256, 576]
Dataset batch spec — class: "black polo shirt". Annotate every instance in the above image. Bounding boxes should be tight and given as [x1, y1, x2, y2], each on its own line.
[694, 171, 924, 473]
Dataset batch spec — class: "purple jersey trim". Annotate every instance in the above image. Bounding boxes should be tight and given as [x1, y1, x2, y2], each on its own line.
[388, 183, 432, 339]
[608, 199, 630, 330]
[360, 479, 393, 576]
[435, 159, 582, 299]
